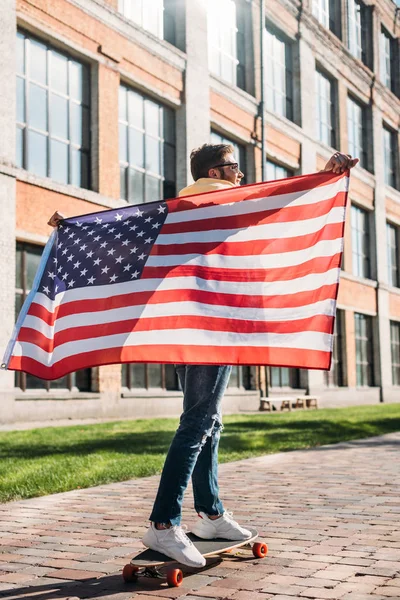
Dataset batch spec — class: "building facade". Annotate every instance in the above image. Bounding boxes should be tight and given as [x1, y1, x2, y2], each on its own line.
[0, 0, 399, 423]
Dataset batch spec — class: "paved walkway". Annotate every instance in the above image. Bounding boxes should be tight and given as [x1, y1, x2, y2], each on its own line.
[0, 433, 400, 600]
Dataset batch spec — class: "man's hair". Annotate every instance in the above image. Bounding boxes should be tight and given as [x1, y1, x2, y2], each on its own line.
[190, 143, 234, 181]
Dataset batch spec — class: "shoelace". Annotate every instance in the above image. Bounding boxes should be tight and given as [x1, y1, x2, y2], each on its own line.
[171, 524, 194, 546]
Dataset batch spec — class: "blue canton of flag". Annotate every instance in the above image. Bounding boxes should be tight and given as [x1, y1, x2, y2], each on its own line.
[40, 201, 169, 300]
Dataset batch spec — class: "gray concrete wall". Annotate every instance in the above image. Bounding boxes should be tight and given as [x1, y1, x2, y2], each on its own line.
[0, 0, 17, 421]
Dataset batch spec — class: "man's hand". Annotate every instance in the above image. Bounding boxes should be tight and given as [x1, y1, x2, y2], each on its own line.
[322, 152, 359, 174]
[47, 211, 65, 227]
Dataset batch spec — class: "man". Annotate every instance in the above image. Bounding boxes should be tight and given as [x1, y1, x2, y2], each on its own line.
[48, 145, 358, 568]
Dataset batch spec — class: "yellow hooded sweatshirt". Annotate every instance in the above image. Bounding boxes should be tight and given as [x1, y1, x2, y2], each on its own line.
[179, 178, 236, 197]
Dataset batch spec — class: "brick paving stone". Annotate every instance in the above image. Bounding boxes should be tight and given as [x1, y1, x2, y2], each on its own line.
[1, 432, 400, 599]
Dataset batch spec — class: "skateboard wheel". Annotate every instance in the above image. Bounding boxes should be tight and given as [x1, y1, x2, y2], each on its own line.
[252, 542, 268, 558]
[167, 567, 183, 587]
[122, 564, 139, 582]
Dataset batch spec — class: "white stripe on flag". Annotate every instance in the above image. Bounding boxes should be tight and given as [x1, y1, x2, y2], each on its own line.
[13, 328, 333, 366]
[24, 298, 336, 339]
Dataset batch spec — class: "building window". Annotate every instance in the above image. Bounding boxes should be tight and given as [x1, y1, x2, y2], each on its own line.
[265, 26, 293, 121]
[351, 205, 371, 279]
[383, 125, 398, 189]
[16, 31, 90, 189]
[208, 0, 246, 90]
[15, 242, 92, 392]
[211, 131, 247, 183]
[316, 69, 336, 148]
[119, 85, 176, 203]
[380, 28, 397, 94]
[118, 0, 176, 45]
[387, 222, 400, 288]
[121, 364, 179, 390]
[269, 367, 300, 388]
[312, 0, 341, 36]
[266, 160, 293, 181]
[354, 313, 374, 387]
[325, 309, 346, 387]
[390, 321, 400, 386]
[347, 0, 372, 67]
[347, 96, 369, 170]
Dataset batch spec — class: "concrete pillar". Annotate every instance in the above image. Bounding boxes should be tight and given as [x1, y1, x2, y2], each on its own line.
[176, 0, 210, 190]
[371, 90, 392, 401]
[0, 0, 17, 422]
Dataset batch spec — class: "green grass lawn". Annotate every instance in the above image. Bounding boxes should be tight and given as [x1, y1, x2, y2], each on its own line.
[1, 403, 399, 503]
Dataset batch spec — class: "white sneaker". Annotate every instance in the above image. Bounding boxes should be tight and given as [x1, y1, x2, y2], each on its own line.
[142, 523, 206, 568]
[192, 511, 252, 541]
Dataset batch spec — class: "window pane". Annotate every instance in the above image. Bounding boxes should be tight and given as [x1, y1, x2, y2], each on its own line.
[119, 85, 127, 122]
[145, 136, 161, 174]
[50, 51, 68, 95]
[119, 123, 128, 163]
[128, 169, 144, 203]
[147, 364, 162, 387]
[130, 363, 146, 388]
[145, 101, 160, 137]
[74, 369, 92, 392]
[25, 374, 47, 389]
[17, 32, 25, 75]
[128, 91, 144, 129]
[17, 77, 25, 123]
[26, 247, 43, 290]
[50, 139, 69, 184]
[129, 128, 144, 168]
[15, 292, 24, 321]
[29, 83, 48, 131]
[27, 130, 47, 177]
[145, 175, 161, 202]
[120, 165, 127, 200]
[165, 364, 178, 390]
[51, 93, 68, 140]
[16, 127, 23, 168]
[29, 39, 47, 84]
[69, 60, 84, 102]
[15, 245, 23, 290]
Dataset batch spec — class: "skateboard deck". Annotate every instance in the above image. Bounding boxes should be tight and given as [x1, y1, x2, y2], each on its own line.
[122, 527, 268, 587]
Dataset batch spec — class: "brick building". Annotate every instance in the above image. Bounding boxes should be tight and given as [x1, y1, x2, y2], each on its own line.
[0, 0, 399, 423]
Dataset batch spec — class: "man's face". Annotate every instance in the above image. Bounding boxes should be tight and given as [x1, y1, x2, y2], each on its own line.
[208, 153, 244, 186]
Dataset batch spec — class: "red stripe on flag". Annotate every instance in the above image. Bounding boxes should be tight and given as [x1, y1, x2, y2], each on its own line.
[163, 193, 346, 234]
[18, 314, 334, 353]
[9, 344, 331, 380]
[168, 171, 347, 212]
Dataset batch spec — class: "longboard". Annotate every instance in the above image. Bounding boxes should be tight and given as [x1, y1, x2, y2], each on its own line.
[122, 527, 267, 587]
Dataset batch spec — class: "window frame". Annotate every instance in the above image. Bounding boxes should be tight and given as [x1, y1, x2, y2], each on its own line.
[119, 84, 176, 204]
[354, 312, 374, 387]
[16, 30, 91, 189]
[315, 68, 337, 148]
[15, 242, 92, 393]
[121, 363, 180, 391]
[118, 0, 177, 46]
[351, 204, 371, 279]
[387, 222, 400, 288]
[347, 95, 369, 170]
[382, 124, 398, 190]
[265, 25, 294, 122]
[390, 321, 400, 386]
[324, 308, 347, 387]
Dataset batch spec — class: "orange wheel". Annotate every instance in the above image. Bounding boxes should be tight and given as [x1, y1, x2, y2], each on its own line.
[252, 542, 268, 558]
[167, 568, 183, 587]
[122, 564, 139, 582]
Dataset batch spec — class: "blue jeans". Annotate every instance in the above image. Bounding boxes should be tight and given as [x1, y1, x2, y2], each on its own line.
[149, 364, 232, 526]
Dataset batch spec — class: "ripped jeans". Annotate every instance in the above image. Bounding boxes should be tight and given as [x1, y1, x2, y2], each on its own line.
[149, 364, 232, 526]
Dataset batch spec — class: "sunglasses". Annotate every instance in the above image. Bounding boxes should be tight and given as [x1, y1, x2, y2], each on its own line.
[211, 162, 240, 172]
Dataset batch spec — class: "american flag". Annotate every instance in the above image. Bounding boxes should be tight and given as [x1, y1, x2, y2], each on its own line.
[2, 170, 349, 380]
